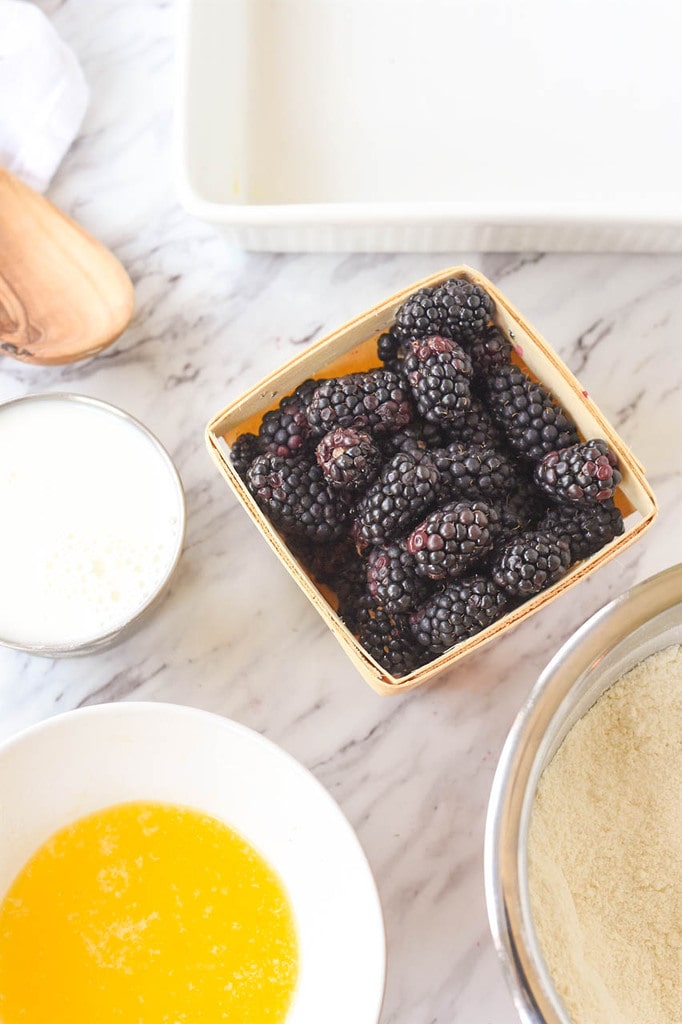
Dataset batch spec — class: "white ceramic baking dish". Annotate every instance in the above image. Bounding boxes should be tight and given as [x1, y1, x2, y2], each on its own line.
[175, 0, 682, 253]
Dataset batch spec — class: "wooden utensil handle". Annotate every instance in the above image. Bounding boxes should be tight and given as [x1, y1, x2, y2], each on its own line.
[0, 169, 135, 365]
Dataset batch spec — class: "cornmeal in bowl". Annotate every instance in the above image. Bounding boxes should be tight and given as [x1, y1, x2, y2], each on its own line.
[528, 645, 682, 1024]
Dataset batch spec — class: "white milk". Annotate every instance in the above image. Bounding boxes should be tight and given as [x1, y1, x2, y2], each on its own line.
[0, 397, 184, 648]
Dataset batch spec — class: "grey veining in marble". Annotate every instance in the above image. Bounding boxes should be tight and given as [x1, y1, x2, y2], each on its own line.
[1, 3, 681, 1022]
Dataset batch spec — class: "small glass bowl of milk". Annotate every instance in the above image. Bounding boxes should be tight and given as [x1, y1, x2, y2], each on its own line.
[0, 393, 186, 656]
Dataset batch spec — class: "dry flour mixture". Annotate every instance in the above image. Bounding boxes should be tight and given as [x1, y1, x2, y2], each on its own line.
[528, 644, 682, 1024]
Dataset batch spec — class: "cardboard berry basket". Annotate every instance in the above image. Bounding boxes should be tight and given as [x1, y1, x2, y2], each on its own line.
[205, 266, 658, 695]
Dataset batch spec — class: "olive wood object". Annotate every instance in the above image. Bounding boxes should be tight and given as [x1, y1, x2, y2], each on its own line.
[0, 168, 134, 365]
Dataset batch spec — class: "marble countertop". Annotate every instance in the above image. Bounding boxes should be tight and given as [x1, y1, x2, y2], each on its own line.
[1, 3, 681, 1022]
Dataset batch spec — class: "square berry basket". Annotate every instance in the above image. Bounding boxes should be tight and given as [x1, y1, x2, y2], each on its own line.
[205, 267, 658, 695]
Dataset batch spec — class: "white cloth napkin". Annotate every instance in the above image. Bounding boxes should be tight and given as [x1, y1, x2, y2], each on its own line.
[0, 0, 88, 192]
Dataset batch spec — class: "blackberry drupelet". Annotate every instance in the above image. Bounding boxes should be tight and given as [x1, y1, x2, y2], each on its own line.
[431, 278, 495, 345]
[410, 575, 508, 655]
[230, 432, 260, 480]
[537, 502, 624, 561]
[534, 439, 621, 506]
[491, 529, 571, 597]
[307, 370, 413, 437]
[468, 325, 512, 379]
[406, 500, 501, 581]
[366, 542, 429, 615]
[258, 379, 317, 458]
[354, 448, 442, 549]
[393, 287, 443, 341]
[485, 363, 580, 461]
[439, 394, 502, 450]
[315, 427, 382, 492]
[433, 442, 516, 503]
[246, 452, 347, 543]
[402, 335, 474, 425]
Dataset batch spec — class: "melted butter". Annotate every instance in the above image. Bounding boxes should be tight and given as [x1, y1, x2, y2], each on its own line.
[0, 801, 298, 1023]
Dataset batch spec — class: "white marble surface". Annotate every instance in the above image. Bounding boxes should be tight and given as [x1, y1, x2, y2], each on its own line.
[1, 3, 682, 1022]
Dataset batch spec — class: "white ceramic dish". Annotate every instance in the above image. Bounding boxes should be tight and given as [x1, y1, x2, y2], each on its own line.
[0, 702, 386, 1024]
[175, 0, 682, 253]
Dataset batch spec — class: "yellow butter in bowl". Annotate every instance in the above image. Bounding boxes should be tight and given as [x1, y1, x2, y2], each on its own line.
[0, 801, 298, 1022]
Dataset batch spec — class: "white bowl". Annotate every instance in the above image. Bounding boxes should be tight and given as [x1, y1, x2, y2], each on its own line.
[0, 393, 186, 657]
[0, 702, 386, 1024]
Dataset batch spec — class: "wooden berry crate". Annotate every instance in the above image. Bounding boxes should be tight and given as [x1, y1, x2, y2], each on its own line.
[205, 266, 658, 695]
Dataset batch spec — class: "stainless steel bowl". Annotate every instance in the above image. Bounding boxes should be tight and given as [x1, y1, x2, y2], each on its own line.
[484, 563, 682, 1024]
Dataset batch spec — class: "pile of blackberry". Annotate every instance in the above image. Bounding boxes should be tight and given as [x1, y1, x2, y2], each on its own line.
[231, 277, 624, 679]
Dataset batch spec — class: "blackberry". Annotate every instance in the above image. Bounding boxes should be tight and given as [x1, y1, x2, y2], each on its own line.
[406, 500, 501, 582]
[354, 448, 442, 549]
[315, 427, 381, 492]
[307, 370, 413, 438]
[377, 329, 399, 364]
[393, 287, 443, 341]
[431, 278, 495, 345]
[295, 535, 367, 605]
[440, 394, 502, 450]
[393, 279, 495, 348]
[230, 432, 260, 479]
[258, 379, 316, 458]
[496, 475, 547, 542]
[377, 329, 410, 372]
[410, 575, 508, 655]
[246, 452, 347, 543]
[380, 420, 447, 457]
[290, 377, 319, 408]
[402, 335, 474, 425]
[491, 529, 571, 597]
[534, 439, 622, 506]
[338, 594, 423, 678]
[485, 363, 580, 461]
[468, 325, 512, 379]
[366, 543, 429, 614]
[537, 502, 624, 561]
[433, 442, 516, 503]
